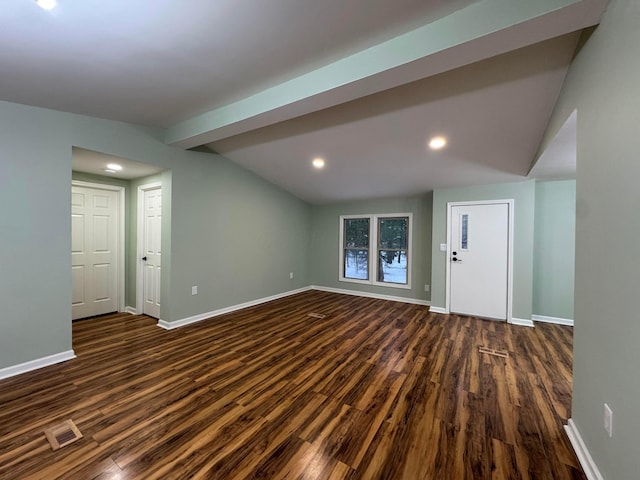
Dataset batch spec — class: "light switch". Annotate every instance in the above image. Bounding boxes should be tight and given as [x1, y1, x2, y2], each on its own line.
[439, 243, 447, 252]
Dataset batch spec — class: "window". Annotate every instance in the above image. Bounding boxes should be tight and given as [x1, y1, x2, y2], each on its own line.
[377, 216, 409, 285]
[342, 217, 370, 281]
[339, 213, 412, 289]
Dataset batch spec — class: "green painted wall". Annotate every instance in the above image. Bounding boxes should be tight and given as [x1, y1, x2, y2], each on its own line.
[536, 1, 640, 478]
[310, 194, 432, 302]
[430, 180, 535, 320]
[0, 100, 310, 370]
[533, 180, 575, 320]
[166, 156, 310, 321]
[1, 107, 73, 366]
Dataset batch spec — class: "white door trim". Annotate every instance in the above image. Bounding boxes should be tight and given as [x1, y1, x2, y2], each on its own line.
[136, 182, 162, 316]
[71, 180, 125, 314]
[445, 199, 514, 323]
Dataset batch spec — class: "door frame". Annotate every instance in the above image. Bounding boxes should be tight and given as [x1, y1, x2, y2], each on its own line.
[136, 182, 162, 316]
[71, 180, 125, 315]
[445, 199, 514, 323]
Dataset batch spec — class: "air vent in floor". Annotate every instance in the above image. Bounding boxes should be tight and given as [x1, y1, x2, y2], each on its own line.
[44, 419, 83, 451]
[479, 346, 509, 358]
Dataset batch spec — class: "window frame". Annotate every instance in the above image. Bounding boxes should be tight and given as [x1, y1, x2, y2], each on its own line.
[339, 215, 371, 285]
[373, 214, 411, 288]
[338, 213, 412, 289]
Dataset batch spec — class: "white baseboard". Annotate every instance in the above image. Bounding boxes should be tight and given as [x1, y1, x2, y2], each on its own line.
[510, 317, 535, 327]
[0, 350, 76, 380]
[310, 285, 430, 306]
[124, 306, 138, 315]
[427, 309, 534, 327]
[157, 319, 172, 330]
[429, 306, 448, 314]
[532, 314, 574, 326]
[565, 419, 604, 480]
[157, 287, 313, 330]
[158, 285, 430, 330]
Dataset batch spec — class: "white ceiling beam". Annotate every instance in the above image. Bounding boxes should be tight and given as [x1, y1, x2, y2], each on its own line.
[165, 0, 608, 149]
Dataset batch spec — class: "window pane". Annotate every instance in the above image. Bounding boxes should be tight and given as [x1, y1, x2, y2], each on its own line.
[378, 217, 407, 249]
[377, 250, 407, 284]
[461, 214, 468, 250]
[344, 218, 369, 248]
[344, 249, 368, 279]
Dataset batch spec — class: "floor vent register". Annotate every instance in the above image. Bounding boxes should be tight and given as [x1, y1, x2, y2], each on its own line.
[44, 419, 83, 451]
[479, 346, 509, 358]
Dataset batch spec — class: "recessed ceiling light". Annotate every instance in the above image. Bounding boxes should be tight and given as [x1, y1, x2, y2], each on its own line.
[312, 157, 325, 169]
[35, 0, 57, 10]
[103, 169, 116, 173]
[106, 163, 123, 171]
[428, 136, 447, 150]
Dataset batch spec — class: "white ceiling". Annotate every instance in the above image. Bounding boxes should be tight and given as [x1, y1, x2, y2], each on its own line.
[72, 148, 163, 180]
[3, 1, 608, 201]
[212, 34, 580, 203]
[0, 0, 477, 127]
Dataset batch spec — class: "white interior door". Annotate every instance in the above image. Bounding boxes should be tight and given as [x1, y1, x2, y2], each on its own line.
[142, 187, 161, 318]
[71, 186, 119, 320]
[448, 202, 511, 320]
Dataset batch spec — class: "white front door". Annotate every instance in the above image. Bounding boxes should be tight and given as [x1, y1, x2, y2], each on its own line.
[71, 185, 119, 320]
[448, 202, 511, 320]
[142, 187, 162, 318]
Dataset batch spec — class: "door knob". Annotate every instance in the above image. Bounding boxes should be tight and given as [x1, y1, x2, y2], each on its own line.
[142, 256, 147, 261]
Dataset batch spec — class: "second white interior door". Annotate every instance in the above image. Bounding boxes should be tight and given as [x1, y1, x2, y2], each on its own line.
[142, 187, 162, 318]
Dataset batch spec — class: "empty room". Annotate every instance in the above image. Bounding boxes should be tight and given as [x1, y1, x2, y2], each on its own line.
[0, 1, 638, 479]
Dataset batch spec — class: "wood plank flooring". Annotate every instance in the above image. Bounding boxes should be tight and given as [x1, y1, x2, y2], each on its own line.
[0, 291, 584, 479]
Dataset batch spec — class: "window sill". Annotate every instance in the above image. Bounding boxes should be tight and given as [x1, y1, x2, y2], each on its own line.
[339, 278, 412, 290]
[338, 277, 371, 286]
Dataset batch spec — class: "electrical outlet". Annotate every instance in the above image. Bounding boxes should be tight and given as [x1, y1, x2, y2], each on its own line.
[424, 284, 430, 292]
[604, 403, 613, 437]
[191, 286, 198, 295]
[289, 272, 294, 279]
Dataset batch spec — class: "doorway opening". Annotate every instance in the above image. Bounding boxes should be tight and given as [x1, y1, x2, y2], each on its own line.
[71, 147, 165, 323]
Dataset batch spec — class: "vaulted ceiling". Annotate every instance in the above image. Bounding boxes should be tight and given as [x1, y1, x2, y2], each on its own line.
[2, 0, 608, 203]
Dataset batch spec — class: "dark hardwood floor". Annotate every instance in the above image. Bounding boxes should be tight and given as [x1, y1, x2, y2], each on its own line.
[0, 290, 584, 479]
